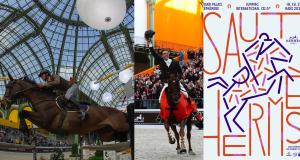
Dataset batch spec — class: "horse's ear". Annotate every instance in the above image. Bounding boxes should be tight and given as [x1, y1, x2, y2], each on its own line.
[7, 72, 13, 81]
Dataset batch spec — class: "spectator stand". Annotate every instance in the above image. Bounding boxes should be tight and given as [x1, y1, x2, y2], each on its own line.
[134, 44, 203, 125]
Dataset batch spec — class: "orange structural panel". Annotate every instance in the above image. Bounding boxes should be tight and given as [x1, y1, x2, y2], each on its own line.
[134, 55, 182, 77]
[135, 65, 158, 78]
[154, 0, 203, 49]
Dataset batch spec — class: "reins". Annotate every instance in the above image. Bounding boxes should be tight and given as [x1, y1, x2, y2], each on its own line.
[15, 86, 57, 106]
[15, 86, 37, 94]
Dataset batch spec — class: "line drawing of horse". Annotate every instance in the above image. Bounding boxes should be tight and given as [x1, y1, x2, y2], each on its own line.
[207, 33, 297, 133]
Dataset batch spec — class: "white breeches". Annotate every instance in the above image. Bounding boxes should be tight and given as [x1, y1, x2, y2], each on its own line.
[158, 83, 189, 102]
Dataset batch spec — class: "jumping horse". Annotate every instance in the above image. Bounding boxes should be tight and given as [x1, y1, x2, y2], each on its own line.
[160, 73, 196, 155]
[2, 74, 132, 143]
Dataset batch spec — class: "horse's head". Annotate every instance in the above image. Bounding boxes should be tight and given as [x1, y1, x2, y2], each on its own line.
[166, 73, 180, 107]
[3, 75, 36, 105]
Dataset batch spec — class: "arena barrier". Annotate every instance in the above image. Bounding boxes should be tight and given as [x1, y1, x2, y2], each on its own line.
[134, 108, 203, 124]
[82, 142, 130, 152]
[0, 142, 71, 152]
[0, 118, 19, 128]
[0, 142, 72, 160]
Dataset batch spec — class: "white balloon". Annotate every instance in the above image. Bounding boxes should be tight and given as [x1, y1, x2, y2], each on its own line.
[76, 0, 126, 30]
[76, 0, 88, 22]
[119, 68, 133, 83]
[102, 92, 113, 102]
[90, 80, 100, 90]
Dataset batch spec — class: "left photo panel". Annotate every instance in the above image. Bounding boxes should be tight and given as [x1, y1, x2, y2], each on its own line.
[0, 0, 134, 160]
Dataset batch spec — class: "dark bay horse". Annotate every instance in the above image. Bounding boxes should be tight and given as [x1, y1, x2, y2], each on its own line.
[160, 73, 195, 155]
[2, 76, 130, 142]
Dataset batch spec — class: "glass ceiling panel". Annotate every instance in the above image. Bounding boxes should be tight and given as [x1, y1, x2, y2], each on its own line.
[0, 0, 134, 106]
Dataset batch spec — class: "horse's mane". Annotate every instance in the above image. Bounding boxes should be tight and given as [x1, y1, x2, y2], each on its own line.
[22, 77, 37, 85]
[21, 77, 56, 96]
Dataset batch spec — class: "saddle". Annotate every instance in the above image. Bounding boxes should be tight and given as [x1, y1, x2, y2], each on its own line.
[56, 96, 88, 112]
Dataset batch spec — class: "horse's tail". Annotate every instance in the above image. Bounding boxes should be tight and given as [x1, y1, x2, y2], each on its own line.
[126, 103, 134, 158]
[113, 103, 134, 143]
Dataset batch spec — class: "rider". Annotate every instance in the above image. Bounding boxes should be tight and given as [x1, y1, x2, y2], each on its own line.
[145, 30, 203, 121]
[38, 69, 86, 120]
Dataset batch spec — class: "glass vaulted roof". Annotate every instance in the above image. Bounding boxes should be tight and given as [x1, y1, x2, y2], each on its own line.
[0, 0, 134, 107]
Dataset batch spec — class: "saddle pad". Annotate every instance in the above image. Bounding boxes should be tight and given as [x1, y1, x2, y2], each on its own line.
[159, 91, 197, 122]
[56, 96, 89, 112]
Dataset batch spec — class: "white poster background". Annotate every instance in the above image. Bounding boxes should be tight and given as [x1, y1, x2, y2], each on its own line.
[204, 1, 300, 159]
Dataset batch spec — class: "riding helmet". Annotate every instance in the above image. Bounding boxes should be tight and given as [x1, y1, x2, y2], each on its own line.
[38, 69, 51, 77]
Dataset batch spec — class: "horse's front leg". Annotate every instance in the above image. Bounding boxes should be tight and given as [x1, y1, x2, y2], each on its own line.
[170, 124, 180, 152]
[164, 120, 175, 144]
[18, 110, 30, 136]
[179, 119, 187, 154]
[20, 110, 46, 129]
[186, 117, 195, 155]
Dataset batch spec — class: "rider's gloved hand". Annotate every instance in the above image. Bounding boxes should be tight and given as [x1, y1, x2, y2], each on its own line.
[144, 30, 155, 47]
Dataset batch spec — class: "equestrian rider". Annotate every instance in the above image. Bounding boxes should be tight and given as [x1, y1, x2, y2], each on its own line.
[145, 30, 203, 122]
[37, 69, 86, 120]
[144, 35, 188, 104]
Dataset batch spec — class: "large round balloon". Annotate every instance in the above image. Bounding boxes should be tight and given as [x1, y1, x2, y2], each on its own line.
[90, 80, 100, 90]
[102, 92, 113, 102]
[76, 0, 126, 30]
[119, 67, 133, 83]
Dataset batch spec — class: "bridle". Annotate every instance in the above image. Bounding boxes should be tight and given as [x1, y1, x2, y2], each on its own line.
[15, 87, 37, 95]
[8, 80, 36, 97]
[6, 81, 56, 106]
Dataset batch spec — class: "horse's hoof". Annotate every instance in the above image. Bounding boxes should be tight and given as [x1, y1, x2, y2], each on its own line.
[179, 148, 187, 154]
[189, 150, 196, 155]
[169, 138, 175, 144]
[177, 149, 180, 154]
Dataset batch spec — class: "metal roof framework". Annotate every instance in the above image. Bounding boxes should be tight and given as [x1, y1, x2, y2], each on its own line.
[0, 0, 134, 107]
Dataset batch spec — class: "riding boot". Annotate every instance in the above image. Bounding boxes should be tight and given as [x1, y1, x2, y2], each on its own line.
[69, 97, 86, 120]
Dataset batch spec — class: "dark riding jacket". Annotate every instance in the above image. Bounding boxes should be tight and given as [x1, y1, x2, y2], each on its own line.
[149, 47, 182, 83]
[42, 75, 71, 95]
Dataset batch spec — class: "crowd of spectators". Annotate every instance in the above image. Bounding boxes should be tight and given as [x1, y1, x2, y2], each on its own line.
[135, 48, 203, 108]
[0, 126, 71, 146]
